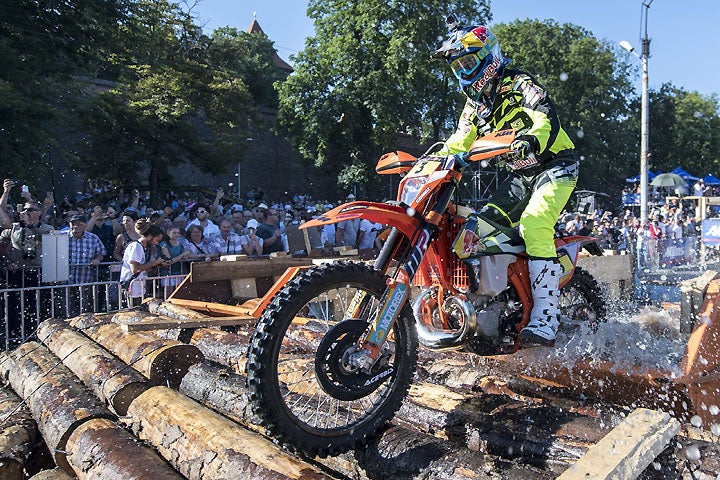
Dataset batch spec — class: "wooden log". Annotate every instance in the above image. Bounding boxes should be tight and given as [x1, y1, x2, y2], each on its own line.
[80, 322, 203, 388]
[37, 319, 150, 415]
[0, 385, 38, 480]
[179, 361, 252, 423]
[557, 408, 680, 480]
[125, 386, 332, 479]
[3, 342, 113, 474]
[27, 469, 75, 480]
[187, 328, 251, 374]
[66, 417, 183, 480]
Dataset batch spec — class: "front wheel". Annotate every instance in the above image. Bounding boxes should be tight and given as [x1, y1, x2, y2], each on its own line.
[246, 262, 418, 456]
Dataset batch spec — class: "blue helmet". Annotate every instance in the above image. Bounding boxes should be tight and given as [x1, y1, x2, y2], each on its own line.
[435, 24, 510, 114]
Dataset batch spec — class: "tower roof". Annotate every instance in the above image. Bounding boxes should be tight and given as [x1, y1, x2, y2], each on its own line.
[246, 19, 293, 73]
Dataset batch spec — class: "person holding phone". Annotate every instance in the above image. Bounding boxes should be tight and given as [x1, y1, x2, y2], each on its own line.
[120, 218, 169, 307]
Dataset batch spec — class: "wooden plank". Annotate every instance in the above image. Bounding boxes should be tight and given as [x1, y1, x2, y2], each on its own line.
[119, 314, 256, 332]
[166, 298, 254, 316]
[679, 270, 718, 333]
[557, 408, 680, 480]
[189, 257, 312, 283]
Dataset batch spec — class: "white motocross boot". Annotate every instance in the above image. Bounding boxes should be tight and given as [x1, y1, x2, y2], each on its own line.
[521, 259, 562, 347]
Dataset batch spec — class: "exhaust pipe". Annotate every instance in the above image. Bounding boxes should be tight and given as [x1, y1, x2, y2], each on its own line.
[412, 289, 477, 351]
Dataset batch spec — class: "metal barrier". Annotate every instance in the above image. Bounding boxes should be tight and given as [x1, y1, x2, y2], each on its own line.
[636, 236, 698, 271]
[0, 271, 188, 351]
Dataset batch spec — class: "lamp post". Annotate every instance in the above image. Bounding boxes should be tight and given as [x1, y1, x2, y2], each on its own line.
[237, 137, 253, 199]
[620, 0, 653, 223]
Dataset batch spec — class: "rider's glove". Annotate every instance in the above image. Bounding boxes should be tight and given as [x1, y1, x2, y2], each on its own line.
[452, 153, 469, 168]
[509, 139, 531, 159]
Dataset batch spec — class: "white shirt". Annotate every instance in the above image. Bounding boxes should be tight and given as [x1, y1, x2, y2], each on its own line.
[120, 241, 148, 298]
[358, 220, 382, 249]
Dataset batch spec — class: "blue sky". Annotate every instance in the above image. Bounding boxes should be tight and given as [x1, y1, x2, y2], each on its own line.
[192, 1, 719, 98]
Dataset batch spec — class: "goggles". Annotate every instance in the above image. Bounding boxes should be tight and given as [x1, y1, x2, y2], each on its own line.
[449, 52, 490, 81]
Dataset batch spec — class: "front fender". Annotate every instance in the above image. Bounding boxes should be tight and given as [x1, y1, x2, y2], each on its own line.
[301, 201, 421, 239]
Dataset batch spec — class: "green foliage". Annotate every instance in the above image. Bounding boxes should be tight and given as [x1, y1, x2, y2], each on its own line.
[276, 0, 491, 196]
[0, 0, 128, 179]
[647, 84, 720, 178]
[492, 20, 637, 195]
[71, 0, 285, 204]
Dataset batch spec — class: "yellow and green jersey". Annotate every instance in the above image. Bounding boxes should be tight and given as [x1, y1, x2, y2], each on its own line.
[444, 69, 575, 166]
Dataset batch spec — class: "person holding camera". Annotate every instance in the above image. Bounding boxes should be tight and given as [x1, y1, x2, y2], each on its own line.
[86, 204, 122, 263]
[0, 181, 53, 344]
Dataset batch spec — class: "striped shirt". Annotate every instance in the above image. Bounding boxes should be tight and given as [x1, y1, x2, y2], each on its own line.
[210, 232, 244, 255]
[68, 231, 106, 283]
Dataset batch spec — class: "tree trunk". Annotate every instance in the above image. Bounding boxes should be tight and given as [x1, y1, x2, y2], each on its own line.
[66, 418, 183, 480]
[37, 319, 149, 415]
[125, 386, 332, 480]
[187, 328, 250, 374]
[179, 361, 252, 424]
[27, 469, 75, 480]
[78, 321, 203, 388]
[1, 342, 113, 474]
[0, 385, 37, 480]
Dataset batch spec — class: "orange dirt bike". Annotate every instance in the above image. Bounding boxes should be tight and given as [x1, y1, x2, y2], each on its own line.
[246, 129, 605, 456]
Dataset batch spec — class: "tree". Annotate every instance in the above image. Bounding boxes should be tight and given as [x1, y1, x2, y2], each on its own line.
[73, 0, 284, 205]
[492, 20, 637, 196]
[276, 0, 491, 198]
[646, 84, 720, 178]
[0, 0, 128, 180]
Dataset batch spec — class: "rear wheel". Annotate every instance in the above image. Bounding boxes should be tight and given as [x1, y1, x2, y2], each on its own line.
[246, 262, 418, 456]
[558, 267, 605, 334]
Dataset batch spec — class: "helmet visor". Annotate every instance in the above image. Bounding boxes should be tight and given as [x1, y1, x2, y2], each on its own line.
[450, 53, 493, 82]
[449, 53, 485, 80]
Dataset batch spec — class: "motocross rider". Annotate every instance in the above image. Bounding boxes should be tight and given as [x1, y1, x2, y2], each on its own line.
[436, 18, 578, 347]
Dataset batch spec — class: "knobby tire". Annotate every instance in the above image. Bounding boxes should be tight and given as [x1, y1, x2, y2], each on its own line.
[246, 261, 418, 457]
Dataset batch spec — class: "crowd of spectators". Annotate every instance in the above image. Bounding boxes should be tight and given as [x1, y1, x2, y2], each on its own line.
[2, 174, 715, 345]
[0, 181, 384, 324]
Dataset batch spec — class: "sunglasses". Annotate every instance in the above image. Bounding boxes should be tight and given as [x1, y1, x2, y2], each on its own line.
[23, 207, 40, 212]
[196, 209, 207, 214]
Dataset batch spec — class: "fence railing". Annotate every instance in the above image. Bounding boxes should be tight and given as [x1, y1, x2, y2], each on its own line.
[0, 264, 185, 350]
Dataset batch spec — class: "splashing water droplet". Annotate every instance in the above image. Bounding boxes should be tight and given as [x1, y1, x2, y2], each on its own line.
[691, 415, 703, 428]
[710, 423, 720, 436]
[710, 405, 720, 415]
[685, 444, 701, 460]
[559, 72, 568, 81]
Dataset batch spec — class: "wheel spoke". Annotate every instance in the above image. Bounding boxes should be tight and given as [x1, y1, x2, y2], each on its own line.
[246, 263, 417, 456]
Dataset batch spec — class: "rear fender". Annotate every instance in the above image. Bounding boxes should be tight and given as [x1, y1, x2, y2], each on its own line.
[301, 201, 421, 239]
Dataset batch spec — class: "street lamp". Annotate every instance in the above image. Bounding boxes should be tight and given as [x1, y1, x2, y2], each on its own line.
[620, 0, 653, 223]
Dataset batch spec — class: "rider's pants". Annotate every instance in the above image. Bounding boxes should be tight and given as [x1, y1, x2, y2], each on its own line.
[479, 158, 578, 259]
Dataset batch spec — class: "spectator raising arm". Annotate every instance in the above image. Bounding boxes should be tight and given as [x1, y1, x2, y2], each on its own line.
[0, 179, 16, 229]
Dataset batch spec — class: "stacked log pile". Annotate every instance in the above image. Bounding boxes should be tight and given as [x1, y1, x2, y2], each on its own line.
[0, 302, 716, 479]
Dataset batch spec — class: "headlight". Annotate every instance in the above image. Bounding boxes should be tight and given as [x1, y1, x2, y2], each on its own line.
[400, 176, 428, 206]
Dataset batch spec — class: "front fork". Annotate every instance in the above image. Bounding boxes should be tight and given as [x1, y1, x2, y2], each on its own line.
[346, 184, 456, 372]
